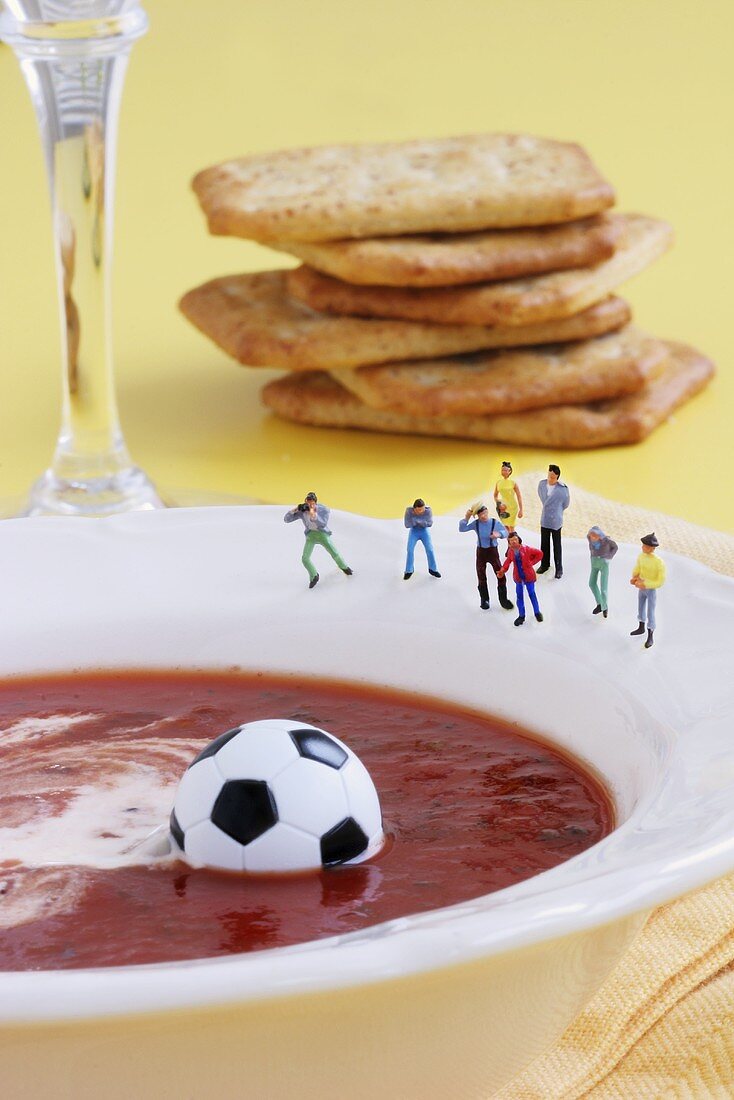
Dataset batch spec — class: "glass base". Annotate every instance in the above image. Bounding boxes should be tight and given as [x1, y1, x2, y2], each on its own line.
[23, 466, 165, 517]
[0, 471, 259, 519]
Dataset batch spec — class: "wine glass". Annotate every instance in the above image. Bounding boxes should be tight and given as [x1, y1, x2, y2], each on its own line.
[0, 0, 164, 515]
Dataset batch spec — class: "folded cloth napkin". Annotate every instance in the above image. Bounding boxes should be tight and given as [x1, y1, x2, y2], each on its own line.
[491, 476, 734, 1099]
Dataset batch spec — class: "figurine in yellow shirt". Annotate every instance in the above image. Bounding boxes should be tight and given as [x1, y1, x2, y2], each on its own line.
[630, 533, 666, 648]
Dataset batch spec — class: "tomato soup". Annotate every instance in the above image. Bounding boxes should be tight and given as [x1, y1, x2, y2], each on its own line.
[0, 671, 613, 971]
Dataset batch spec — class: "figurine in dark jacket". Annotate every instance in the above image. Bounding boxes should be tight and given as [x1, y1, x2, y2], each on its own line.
[587, 525, 618, 618]
[404, 499, 441, 580]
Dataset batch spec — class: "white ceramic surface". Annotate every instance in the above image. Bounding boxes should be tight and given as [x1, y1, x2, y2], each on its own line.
[0, 506, 733, 1062]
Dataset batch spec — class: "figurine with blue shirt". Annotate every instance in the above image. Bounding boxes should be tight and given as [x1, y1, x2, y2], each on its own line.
[459, 504, 514, 611]
[404, 499, 441, 580]
[284, 492, 353, 589]
[537, 464, 571, 579]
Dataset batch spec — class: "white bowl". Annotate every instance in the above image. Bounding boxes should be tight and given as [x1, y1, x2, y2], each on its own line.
[1, 507, 733, 1099]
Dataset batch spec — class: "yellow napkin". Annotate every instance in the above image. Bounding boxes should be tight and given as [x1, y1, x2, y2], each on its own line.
[494, 476, 734, 1099]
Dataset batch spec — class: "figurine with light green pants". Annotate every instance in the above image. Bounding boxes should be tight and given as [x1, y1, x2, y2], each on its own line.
[587, 526, 618, 618]
[284, 492, 353, 589]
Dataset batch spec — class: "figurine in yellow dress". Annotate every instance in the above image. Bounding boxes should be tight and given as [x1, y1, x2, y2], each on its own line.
[493, 461, 523, 533]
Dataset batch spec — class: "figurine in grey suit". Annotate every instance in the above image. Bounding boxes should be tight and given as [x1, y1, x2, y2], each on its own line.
[537, 465, 571, 579]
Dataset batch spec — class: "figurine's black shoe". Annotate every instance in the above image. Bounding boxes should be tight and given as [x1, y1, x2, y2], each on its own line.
[514, 615, 526, 626]
[603, 609, 608, 618]
[429, 569, 442, 578]
[535, 612, 544, 622]
[593, 604, 602, 615]
[403, 572, 413, 580]
[536, 564, 550, 575]
[499, 597, 514, 610]
[645, 630, 654, 649]
[480, 599, 490, 610]
[309, 573, 320, 589]
[554, 567, 563, 579]
[630, 622, 645, 636]
[342, 567, 353, 575]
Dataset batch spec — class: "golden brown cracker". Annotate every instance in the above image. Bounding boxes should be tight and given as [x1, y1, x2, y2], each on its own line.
[179, 271, 630, 371]
[286, 214, 672, 326]
[192, 133, 615, 243]
[270, 215, 622, 287]
[261, 343, 714, 449]
[331, 326, 666, 416]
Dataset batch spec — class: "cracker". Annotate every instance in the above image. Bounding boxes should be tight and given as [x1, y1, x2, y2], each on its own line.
[179, 271, 630, 371]
[286, 214, 672, 326]
[192, 133, 615, 243]
[261, 342, 714, 449]
[331, 326, 666, 416]
[269, 215, 622, 287]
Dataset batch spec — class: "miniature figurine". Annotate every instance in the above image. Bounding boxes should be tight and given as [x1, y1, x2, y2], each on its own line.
[403, 498, 441, 580]
[630, 532, 666, 648]
[587, 525, 618, 618]
[459, 504, 514, 611]
[493, 461, 523, 533]
[496, 533, 544, 626]
[284, 492, 353, 589]
[537, 464, 571, 579]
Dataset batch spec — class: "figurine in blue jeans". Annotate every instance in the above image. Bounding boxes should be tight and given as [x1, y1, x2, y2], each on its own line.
[404, 499, 441, 580]
[496, 533, 544, 627]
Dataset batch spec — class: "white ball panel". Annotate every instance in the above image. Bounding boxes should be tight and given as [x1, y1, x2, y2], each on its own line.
[340, 756, 383, 835]
[173, 758, 225, 830]
[243, 823, 322, 873]
[215, 725, 300, 781]
[272, 757, 349, 836]
[184, 820, 246, 872]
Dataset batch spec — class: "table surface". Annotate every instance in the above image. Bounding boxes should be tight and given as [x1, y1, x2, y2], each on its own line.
[1, 0, 732, 529]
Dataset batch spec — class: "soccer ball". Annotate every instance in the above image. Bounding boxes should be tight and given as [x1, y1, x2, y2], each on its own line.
[169, 719, 384, 873]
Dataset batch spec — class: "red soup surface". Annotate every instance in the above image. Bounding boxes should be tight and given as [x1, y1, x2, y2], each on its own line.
[0, 671, 613, 971]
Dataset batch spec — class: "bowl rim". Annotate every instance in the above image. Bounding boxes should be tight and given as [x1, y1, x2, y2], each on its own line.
[1, 506, 733, 1023]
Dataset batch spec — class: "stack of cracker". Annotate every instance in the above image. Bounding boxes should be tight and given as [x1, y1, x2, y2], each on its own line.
[181, 133, 714, 448]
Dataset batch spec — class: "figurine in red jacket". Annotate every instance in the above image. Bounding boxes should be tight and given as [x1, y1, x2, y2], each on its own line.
[496, 533, 544, 627]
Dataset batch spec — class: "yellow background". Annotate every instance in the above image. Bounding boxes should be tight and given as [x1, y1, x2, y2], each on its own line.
[1, 0, 732, 527]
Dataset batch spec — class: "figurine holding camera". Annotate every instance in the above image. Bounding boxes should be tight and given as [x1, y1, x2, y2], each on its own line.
[284, 493, 353, 589]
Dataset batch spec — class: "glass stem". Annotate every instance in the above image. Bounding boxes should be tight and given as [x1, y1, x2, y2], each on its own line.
[6, 11, 162, 515]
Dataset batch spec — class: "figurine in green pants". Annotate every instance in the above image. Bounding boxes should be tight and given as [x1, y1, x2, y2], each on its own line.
[586, 525, 618, 618]
[284, 492, 353, 589]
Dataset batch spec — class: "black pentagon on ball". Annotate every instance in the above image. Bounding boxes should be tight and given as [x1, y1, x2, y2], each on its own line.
[188, 726, 242, 769]
[320, 817, 369, 866]
[169, 809, 185, 851]
[289, 728, 348, 770]
[211, 779, 278, 846]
